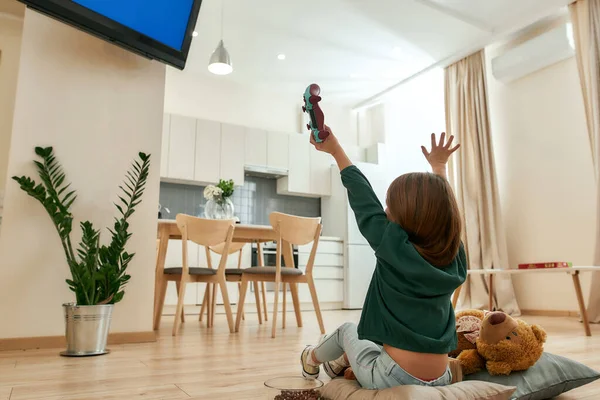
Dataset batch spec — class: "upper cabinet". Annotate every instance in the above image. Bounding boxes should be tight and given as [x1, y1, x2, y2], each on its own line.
[267, 132, 289, 170]
[195, 119, 221, 184]
[277, 133, 310, 196]
[160, 113, 331, 197]
[167, 115, 196, 181]
[245, 128, 268, 167]
[310, 149, 332, 196]
[220, 124, 245, 186]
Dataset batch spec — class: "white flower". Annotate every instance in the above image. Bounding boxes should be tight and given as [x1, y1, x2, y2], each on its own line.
[203, 185, 223, 201]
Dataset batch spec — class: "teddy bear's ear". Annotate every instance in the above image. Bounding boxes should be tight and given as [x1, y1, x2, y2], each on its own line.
[531, 325, 547, 344]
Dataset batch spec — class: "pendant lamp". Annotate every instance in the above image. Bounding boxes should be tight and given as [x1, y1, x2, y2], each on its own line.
[208, 0, 232, 75]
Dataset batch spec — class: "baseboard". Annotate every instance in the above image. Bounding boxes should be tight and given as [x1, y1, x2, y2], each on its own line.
[0, 330, 156, 352]
[521, 309, 580, 317]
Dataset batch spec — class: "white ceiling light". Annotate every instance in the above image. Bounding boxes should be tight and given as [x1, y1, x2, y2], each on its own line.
[277, 54, 286, 60]
[208, 0, 232, 75]
[192, 31, 198, 37]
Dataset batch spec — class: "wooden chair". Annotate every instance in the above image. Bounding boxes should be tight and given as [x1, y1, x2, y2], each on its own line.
[154, 215, 236, 336]
[235, 212, 325, 338]
[199, 243, 264, 327]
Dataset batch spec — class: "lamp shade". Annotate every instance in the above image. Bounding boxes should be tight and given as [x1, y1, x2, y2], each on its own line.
[208, 40, 233, 75]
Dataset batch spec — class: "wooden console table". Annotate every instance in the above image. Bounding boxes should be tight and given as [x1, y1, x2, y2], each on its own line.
[452, 266, 600, 337]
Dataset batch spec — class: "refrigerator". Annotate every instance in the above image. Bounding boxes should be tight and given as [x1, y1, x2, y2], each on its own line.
[321, 162, 390, 310]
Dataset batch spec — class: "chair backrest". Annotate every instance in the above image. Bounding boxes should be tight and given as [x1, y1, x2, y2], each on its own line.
[269, 212, 322, 275]
[210, 242, 244, 255]
[175, 214, 235, 273]
[269, 212, 321, 245]
[207, 242, 244, 270]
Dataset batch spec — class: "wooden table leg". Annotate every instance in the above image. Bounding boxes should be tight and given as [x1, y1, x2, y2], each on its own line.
[153, 226, 169, 330]
[488, 274, 494, 312]
[282, 240, 303, 328]
[572, 271, 592, 337]
[257, 243, 268, 321]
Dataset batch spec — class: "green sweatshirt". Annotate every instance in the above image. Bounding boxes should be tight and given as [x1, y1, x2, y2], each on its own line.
[341, 165, 467, 354]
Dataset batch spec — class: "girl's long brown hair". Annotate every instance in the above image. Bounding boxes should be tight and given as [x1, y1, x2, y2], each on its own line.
[386, 172, 462, 267]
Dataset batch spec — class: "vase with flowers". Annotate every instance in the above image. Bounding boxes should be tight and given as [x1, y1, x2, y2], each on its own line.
[203, 179, 235, 219]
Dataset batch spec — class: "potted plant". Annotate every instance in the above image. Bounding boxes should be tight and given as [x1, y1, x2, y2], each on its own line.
[12, 147, 150, 356]
[203, 179, 235, 219]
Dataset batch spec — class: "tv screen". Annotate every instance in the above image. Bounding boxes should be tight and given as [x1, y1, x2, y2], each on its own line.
[18, 0, 203, 70]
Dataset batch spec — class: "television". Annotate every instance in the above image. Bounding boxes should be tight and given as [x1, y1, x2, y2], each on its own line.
[18, 0, 203, 70]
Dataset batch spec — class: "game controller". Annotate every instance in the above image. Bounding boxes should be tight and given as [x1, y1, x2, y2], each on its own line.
[302, 84, 329, 143]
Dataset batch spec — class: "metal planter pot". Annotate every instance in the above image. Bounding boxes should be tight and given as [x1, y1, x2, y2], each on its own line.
[61, 303, 113, 357]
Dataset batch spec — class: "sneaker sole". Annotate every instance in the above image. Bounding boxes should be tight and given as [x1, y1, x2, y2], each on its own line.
[300, 347, 319, 379]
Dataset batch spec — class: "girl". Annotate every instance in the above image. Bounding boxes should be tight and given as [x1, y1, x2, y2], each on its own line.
[301, 127, 467, 389]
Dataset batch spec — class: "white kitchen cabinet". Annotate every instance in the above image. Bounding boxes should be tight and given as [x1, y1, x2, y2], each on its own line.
[245, 128, 268, 167]
[160, 114, 170, 177]
[220, 123, 245, 186]
[195, 119, 221, 184]
[277, 133, 310, 196]
[310, 149, 332, 196]
[167, 115, 196, 181]
[267, 132, 289, 170]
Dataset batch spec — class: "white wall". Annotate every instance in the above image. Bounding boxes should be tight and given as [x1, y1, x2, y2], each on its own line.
[486, 46, 596, 311]
[0, 14, 23, 204]
[382, 68, 446, 182]
[164, 69, 358, 146]
[0, 9, 165, 338]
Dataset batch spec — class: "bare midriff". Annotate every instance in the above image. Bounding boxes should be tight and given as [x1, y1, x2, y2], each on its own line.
[383, 344, 448, 381]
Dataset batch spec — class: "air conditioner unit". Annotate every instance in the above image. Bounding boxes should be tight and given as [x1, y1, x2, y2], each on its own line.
[491, 23, 575, 83]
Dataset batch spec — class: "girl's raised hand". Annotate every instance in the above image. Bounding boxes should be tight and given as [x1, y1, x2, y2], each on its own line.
[310, 125, 341, 155]
[421, 132, 460, 168]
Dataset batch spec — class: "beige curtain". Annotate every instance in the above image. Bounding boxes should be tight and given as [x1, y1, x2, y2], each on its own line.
[444, 50, 520, 316]
[570, 0, 600, 323]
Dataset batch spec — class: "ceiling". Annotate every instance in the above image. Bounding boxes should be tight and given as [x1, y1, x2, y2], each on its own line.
[173, 0, 574, 105]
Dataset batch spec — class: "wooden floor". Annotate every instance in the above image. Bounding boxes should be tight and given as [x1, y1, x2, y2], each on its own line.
[1, 311, 600, 399]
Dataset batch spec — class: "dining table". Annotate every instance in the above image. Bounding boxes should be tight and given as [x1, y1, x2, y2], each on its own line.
[154, 219, 304, 330]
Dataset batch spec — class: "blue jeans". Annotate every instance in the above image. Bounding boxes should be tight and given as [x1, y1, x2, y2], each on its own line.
[313, 322, 452, 390]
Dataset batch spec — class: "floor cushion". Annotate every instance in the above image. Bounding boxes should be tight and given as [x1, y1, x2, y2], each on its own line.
[465, 352, 600, 400]
[320, 379, 516, 400]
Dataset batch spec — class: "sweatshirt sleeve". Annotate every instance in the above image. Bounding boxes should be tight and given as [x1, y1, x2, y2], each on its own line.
[340, 165, 389, 250]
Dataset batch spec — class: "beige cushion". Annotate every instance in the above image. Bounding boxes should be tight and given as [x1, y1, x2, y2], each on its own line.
[320, 379, 516, 400]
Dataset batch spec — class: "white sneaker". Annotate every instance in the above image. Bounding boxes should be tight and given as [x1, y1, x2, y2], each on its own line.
[323, 355, 349, 378]
[300, 346, 319, 379]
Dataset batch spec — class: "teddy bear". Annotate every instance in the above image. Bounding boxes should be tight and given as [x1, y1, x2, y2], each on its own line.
[450, 309, 547, 376]
[341, 309, 546, 382]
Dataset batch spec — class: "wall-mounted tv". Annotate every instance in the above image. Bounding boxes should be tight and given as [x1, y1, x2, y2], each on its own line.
[18, 0, 203, 70]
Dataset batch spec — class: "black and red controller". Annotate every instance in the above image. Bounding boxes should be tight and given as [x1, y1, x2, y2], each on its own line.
[302, 84, 329, 143]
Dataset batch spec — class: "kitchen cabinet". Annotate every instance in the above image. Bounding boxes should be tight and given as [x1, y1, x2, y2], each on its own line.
[310, 149, 332, 196]
[220, 123, 245, 186]
[194, 119, 221, 184]
[160, 114, 170, 177]
[277, 133, 333, 197]
[277, 133, 310, 196]
[167, 115, 196, 181]
[267, 132, 289, 170]
[245, 128, 268, 167]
